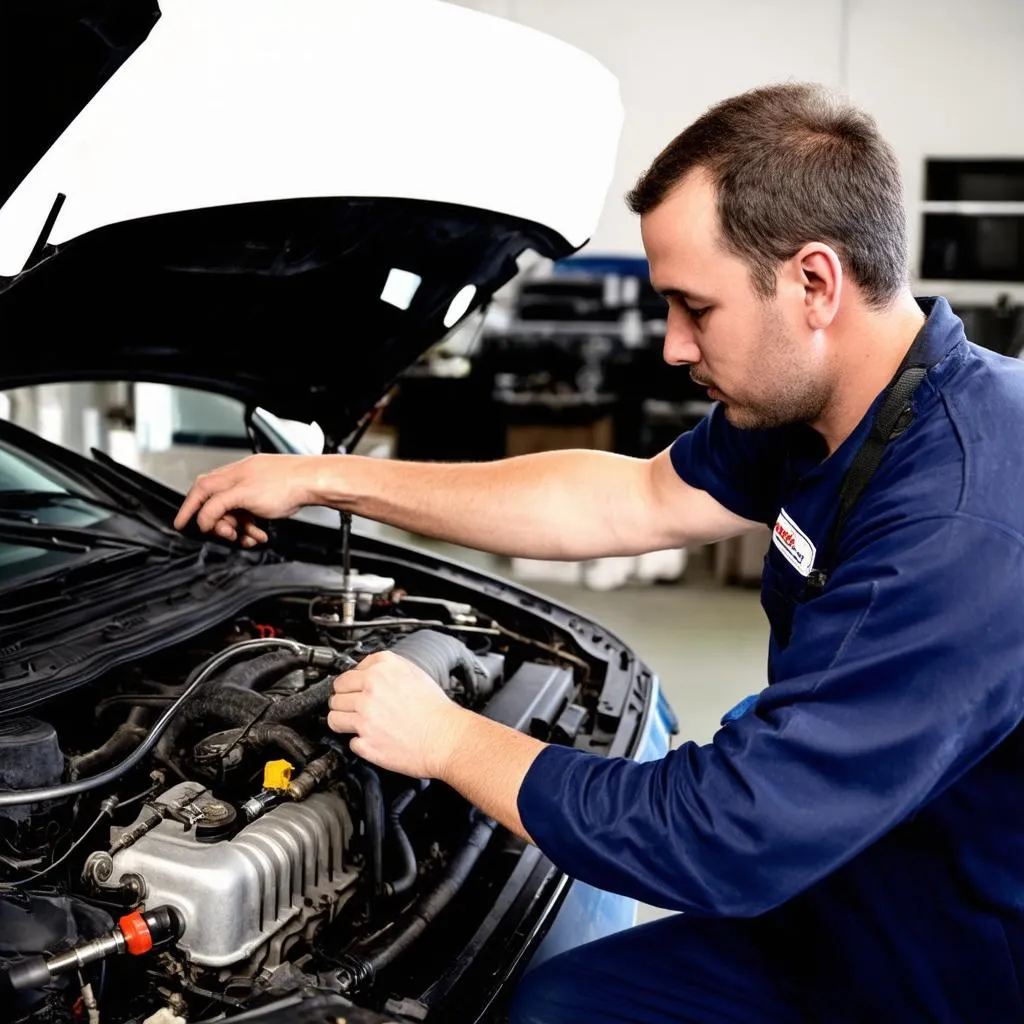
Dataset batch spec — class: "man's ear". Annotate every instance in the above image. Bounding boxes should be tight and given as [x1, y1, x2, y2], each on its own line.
[791, 243, 842, 330]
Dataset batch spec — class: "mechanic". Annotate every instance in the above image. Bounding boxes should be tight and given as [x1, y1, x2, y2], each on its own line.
[174, 83, 1024, 1022]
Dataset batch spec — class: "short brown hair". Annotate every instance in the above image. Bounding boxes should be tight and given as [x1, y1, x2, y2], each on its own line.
[626, 83, 908, 308]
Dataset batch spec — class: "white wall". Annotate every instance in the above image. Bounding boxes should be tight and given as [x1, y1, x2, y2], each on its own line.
[447, 0, 1024, 302]
[845, 0, 1024, 303]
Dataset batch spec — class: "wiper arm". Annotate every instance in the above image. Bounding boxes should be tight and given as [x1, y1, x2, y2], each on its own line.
[0, 517, 169, 554]
[0, 489, 143, 520]
[0, 488, 183, 543]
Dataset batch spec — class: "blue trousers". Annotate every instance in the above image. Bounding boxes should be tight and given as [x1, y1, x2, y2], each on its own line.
[509, 914, 806, 1024]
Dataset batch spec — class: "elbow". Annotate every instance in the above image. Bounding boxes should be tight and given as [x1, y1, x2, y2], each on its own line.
[678, 869, 800, 919]
[704, 884, 795, 919]
[681, 845, 822, 918]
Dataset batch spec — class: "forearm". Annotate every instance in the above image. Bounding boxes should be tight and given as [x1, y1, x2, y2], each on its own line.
[435, 707, 546, 843]
[312, 449, 675, 560]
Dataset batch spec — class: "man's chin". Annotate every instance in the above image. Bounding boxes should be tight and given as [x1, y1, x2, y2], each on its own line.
[721, 401, 768, 431]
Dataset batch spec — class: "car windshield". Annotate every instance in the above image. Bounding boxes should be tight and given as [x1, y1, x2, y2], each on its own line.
[0, 439, 112, 580]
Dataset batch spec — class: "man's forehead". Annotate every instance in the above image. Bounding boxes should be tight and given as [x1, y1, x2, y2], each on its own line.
[641, 171, 734, 295]
[642, 175, 721, 255]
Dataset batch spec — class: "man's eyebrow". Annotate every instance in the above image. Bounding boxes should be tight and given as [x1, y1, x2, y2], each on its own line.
[652, 286, 715, 306]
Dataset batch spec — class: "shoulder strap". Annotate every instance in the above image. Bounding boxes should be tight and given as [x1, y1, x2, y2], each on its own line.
[804, 338, 936, 598]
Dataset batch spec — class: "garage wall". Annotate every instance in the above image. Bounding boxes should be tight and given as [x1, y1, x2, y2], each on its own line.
[845, 0, 1024, 303]
[446, 0, 1024, 302]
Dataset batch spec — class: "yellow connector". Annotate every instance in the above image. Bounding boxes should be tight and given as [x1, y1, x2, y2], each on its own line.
[263, 759, 294, 791]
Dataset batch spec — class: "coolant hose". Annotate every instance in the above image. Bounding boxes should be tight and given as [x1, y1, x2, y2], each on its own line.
[214, 650, 308, 691]
[0, 639, 339, 808]
[202, 723, 317, 767]
[337, 815, 498, 992]
[351, 763, 385, 899]
[386, 788, 419, 898]
[69, 707, 149, 780]
[388, 630, 491, 701]
[264, 675, 342, 721]
[155, 652, 351, 764]
[245, 722, 317, 764]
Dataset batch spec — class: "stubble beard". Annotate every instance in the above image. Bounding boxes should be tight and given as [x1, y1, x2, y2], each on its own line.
[695, 307, 830, 430]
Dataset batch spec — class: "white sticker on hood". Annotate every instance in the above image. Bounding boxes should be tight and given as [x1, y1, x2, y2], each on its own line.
[772, 508, 816, 577]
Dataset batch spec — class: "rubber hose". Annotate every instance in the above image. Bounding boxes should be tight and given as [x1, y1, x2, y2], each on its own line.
[241, 723, 317, 766]
[351, 764, 385, 899]
[154, 685, 268, 765]
[264, 676, 338, 722]
[69, 708, 149, 780]
[186, 686, 268, 724]
[214, 650, 308, 691]
[346, 816, 497, 984]
[0, 638, 319, 807]
[388, 631, 490, 701]
[156, 652, 347, 763]
[386, 788, 419, 897]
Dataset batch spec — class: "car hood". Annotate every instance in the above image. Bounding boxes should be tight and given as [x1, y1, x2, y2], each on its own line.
[0, 0, 622, 449]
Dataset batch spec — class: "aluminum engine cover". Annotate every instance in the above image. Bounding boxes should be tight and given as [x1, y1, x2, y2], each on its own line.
[109, 782, 356, 968]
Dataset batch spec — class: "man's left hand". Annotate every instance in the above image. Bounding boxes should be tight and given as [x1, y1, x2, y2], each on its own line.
[327, 651, 470, 778]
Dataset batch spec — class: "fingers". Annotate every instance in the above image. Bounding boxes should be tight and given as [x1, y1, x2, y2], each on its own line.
[214, 513, 240, 542]
[328, 691, 358, 714]
[175, 458, 277, 548]
[241, 520, 269, 546]
[177, 480, 270, 548]
[327, 710, 359, 734]
[174, 481, 211, 531]
[328, 682, 364, 734]
[195, 491, 238, 534]
[348, 736, 371, 760]
[175, 468, 237, 533]
[219, 513, 269, 549]
[332, 669, 367, 696]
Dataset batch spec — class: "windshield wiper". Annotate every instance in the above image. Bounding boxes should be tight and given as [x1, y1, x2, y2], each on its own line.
[0, 488, 184, 543]
[0, 489, 140, 519]
[0, 517, 170, 554]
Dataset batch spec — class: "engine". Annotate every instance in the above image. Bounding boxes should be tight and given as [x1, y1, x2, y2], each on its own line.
[0, 568, 595, 1024]
[95, 782, 357, 971]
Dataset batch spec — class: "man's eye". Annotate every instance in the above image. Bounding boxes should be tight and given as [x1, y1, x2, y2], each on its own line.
[686, 305, 709, 322]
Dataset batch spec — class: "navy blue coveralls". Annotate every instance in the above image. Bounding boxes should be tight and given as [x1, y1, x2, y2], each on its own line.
[511, 298, 1024, 1023]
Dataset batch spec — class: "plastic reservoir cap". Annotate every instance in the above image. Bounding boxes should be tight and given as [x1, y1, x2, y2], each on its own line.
[263, 760, 294, 791]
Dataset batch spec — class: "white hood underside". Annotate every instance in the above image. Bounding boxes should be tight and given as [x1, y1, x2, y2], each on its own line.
[0, 0, 623, 278]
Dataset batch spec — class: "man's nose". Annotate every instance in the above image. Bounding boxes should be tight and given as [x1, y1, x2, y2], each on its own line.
[662, 311, 701, 366]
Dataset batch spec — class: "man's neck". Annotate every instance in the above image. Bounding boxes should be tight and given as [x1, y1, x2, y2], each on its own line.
[811, 290, 927, 455]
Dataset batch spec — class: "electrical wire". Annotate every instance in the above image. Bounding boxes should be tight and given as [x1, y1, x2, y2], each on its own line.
[1, 800, 114, 888]
[115, 782, 162, 812]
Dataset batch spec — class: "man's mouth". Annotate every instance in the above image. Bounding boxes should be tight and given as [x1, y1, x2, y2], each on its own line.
[689, 369, 720, 395]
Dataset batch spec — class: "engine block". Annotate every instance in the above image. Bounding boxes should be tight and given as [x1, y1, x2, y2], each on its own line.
[109, 782, 357, 968]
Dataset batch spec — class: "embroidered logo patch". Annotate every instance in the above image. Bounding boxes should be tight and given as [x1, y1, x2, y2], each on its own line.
[772, 508, 816, 577]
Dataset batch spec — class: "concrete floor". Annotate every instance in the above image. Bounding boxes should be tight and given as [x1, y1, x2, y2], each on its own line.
[363, 527, 770, 925]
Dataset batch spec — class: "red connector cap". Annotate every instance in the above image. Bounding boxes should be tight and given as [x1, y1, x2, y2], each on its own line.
[118, 911, 153, 956]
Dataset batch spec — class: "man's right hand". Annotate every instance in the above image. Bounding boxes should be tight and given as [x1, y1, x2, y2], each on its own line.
[173, 454, 322, 547]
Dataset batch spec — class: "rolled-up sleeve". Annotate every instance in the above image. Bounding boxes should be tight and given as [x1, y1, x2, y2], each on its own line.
[517, 515, 1024, 916]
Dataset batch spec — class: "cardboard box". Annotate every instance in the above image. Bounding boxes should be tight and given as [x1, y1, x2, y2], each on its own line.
[505, 416, 613, 457]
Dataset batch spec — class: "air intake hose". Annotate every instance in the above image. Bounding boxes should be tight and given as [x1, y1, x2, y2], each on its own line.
[388, 631, 492, 702]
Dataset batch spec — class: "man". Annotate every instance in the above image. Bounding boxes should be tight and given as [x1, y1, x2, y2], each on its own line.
[175, 84, 1024, 1021]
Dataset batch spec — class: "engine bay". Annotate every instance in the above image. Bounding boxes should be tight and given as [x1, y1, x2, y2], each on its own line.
[0, 552, 633, 1024]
